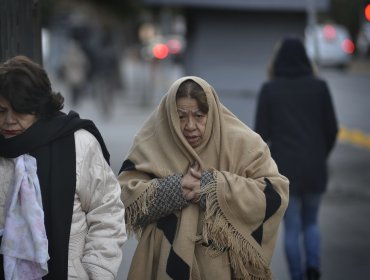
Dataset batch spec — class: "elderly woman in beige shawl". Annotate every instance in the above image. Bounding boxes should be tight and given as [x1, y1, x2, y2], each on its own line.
[118, 76, 289, 280]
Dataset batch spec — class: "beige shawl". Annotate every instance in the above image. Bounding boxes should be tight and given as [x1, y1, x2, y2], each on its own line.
[119, 76, 289, 279]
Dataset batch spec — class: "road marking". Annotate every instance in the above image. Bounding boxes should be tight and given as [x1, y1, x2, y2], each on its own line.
[339, 126, 370, 150]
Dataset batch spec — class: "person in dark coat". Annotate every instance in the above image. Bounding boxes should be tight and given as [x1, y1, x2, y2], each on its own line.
[254, 36, 338, 280]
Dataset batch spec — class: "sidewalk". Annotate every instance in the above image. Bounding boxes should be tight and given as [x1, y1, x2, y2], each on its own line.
[347, 56, 370, 75]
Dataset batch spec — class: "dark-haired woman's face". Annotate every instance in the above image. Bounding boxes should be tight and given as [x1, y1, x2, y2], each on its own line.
[177, 97, 207, 148]
[0, 96, 38, 138]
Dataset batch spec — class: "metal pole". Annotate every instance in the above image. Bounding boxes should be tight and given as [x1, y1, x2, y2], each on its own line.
[307, 0, 317, 27]
[0, 0, 42, 64]
[306, 0, 320, 62]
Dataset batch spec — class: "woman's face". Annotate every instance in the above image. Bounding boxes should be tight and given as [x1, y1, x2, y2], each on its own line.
[177, 97, 208, 148]
[0, 96, 38, 138]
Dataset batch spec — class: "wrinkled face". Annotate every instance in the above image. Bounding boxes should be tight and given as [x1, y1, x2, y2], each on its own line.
[0, 96, 38, 138]
[177, 97, 207, 148]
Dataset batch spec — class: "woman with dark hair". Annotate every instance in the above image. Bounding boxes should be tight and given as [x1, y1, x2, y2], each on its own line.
[0, 55, 126, 279]
[255, 37, 338, 280]
[118, 76, 289, 279]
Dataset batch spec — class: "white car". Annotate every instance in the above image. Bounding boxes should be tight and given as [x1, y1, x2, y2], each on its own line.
[305, 23, 355, 67]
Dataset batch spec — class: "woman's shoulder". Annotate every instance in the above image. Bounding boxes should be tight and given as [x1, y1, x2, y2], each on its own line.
[74, 128, 95, 137]
[259, 80, 283, 95]
[74, 129, 102, 155]
[74, 129, 96, 144]
[223, 113, 265, 150]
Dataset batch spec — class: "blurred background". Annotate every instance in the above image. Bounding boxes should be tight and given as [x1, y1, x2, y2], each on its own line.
[1, 0, 370, 279]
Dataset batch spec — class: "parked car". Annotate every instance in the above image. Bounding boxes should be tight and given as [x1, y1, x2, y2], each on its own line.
[305, 23, 355, 67]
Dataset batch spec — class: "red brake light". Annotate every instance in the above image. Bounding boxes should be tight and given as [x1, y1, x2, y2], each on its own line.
[365, 4, 370, 22]
[341, 39, 355, 54]
[152, 43, 169, 59]
[167, 39, 182, 54]
[323, 24, 336, 41]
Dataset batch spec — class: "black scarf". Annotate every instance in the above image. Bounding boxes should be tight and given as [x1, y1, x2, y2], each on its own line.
[0, 111, 109, 280]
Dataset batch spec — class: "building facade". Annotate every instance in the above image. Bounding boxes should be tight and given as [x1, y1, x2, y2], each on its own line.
[141, 0, 330, 94]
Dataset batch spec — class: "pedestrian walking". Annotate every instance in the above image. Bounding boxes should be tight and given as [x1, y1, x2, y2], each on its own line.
[255, 36, 338, 280]
[118, 76, 289, 279]
[0, 55, 127, 280]
[59, 39, 90, 105]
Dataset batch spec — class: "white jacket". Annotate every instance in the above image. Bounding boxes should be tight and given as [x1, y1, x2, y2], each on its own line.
[0, 129, 127, 280]
[69, 129, 126, 279]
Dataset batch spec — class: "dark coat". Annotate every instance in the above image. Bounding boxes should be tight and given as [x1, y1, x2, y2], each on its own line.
[255, 77, 338, 195]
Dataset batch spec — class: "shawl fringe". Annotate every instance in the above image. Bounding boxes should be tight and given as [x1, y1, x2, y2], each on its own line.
[124, 182, 157, 237]
[198, 174, 272, 280]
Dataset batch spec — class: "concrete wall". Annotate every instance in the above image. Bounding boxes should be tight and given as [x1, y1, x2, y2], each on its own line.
[183, 9, 307, 94]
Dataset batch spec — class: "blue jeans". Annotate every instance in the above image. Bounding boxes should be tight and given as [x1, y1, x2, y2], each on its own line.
[283, 193, 321, 280]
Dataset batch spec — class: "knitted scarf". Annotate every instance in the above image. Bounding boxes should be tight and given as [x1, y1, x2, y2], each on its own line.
[0, 111, 109, 280]
[119, 76, 289, 280]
